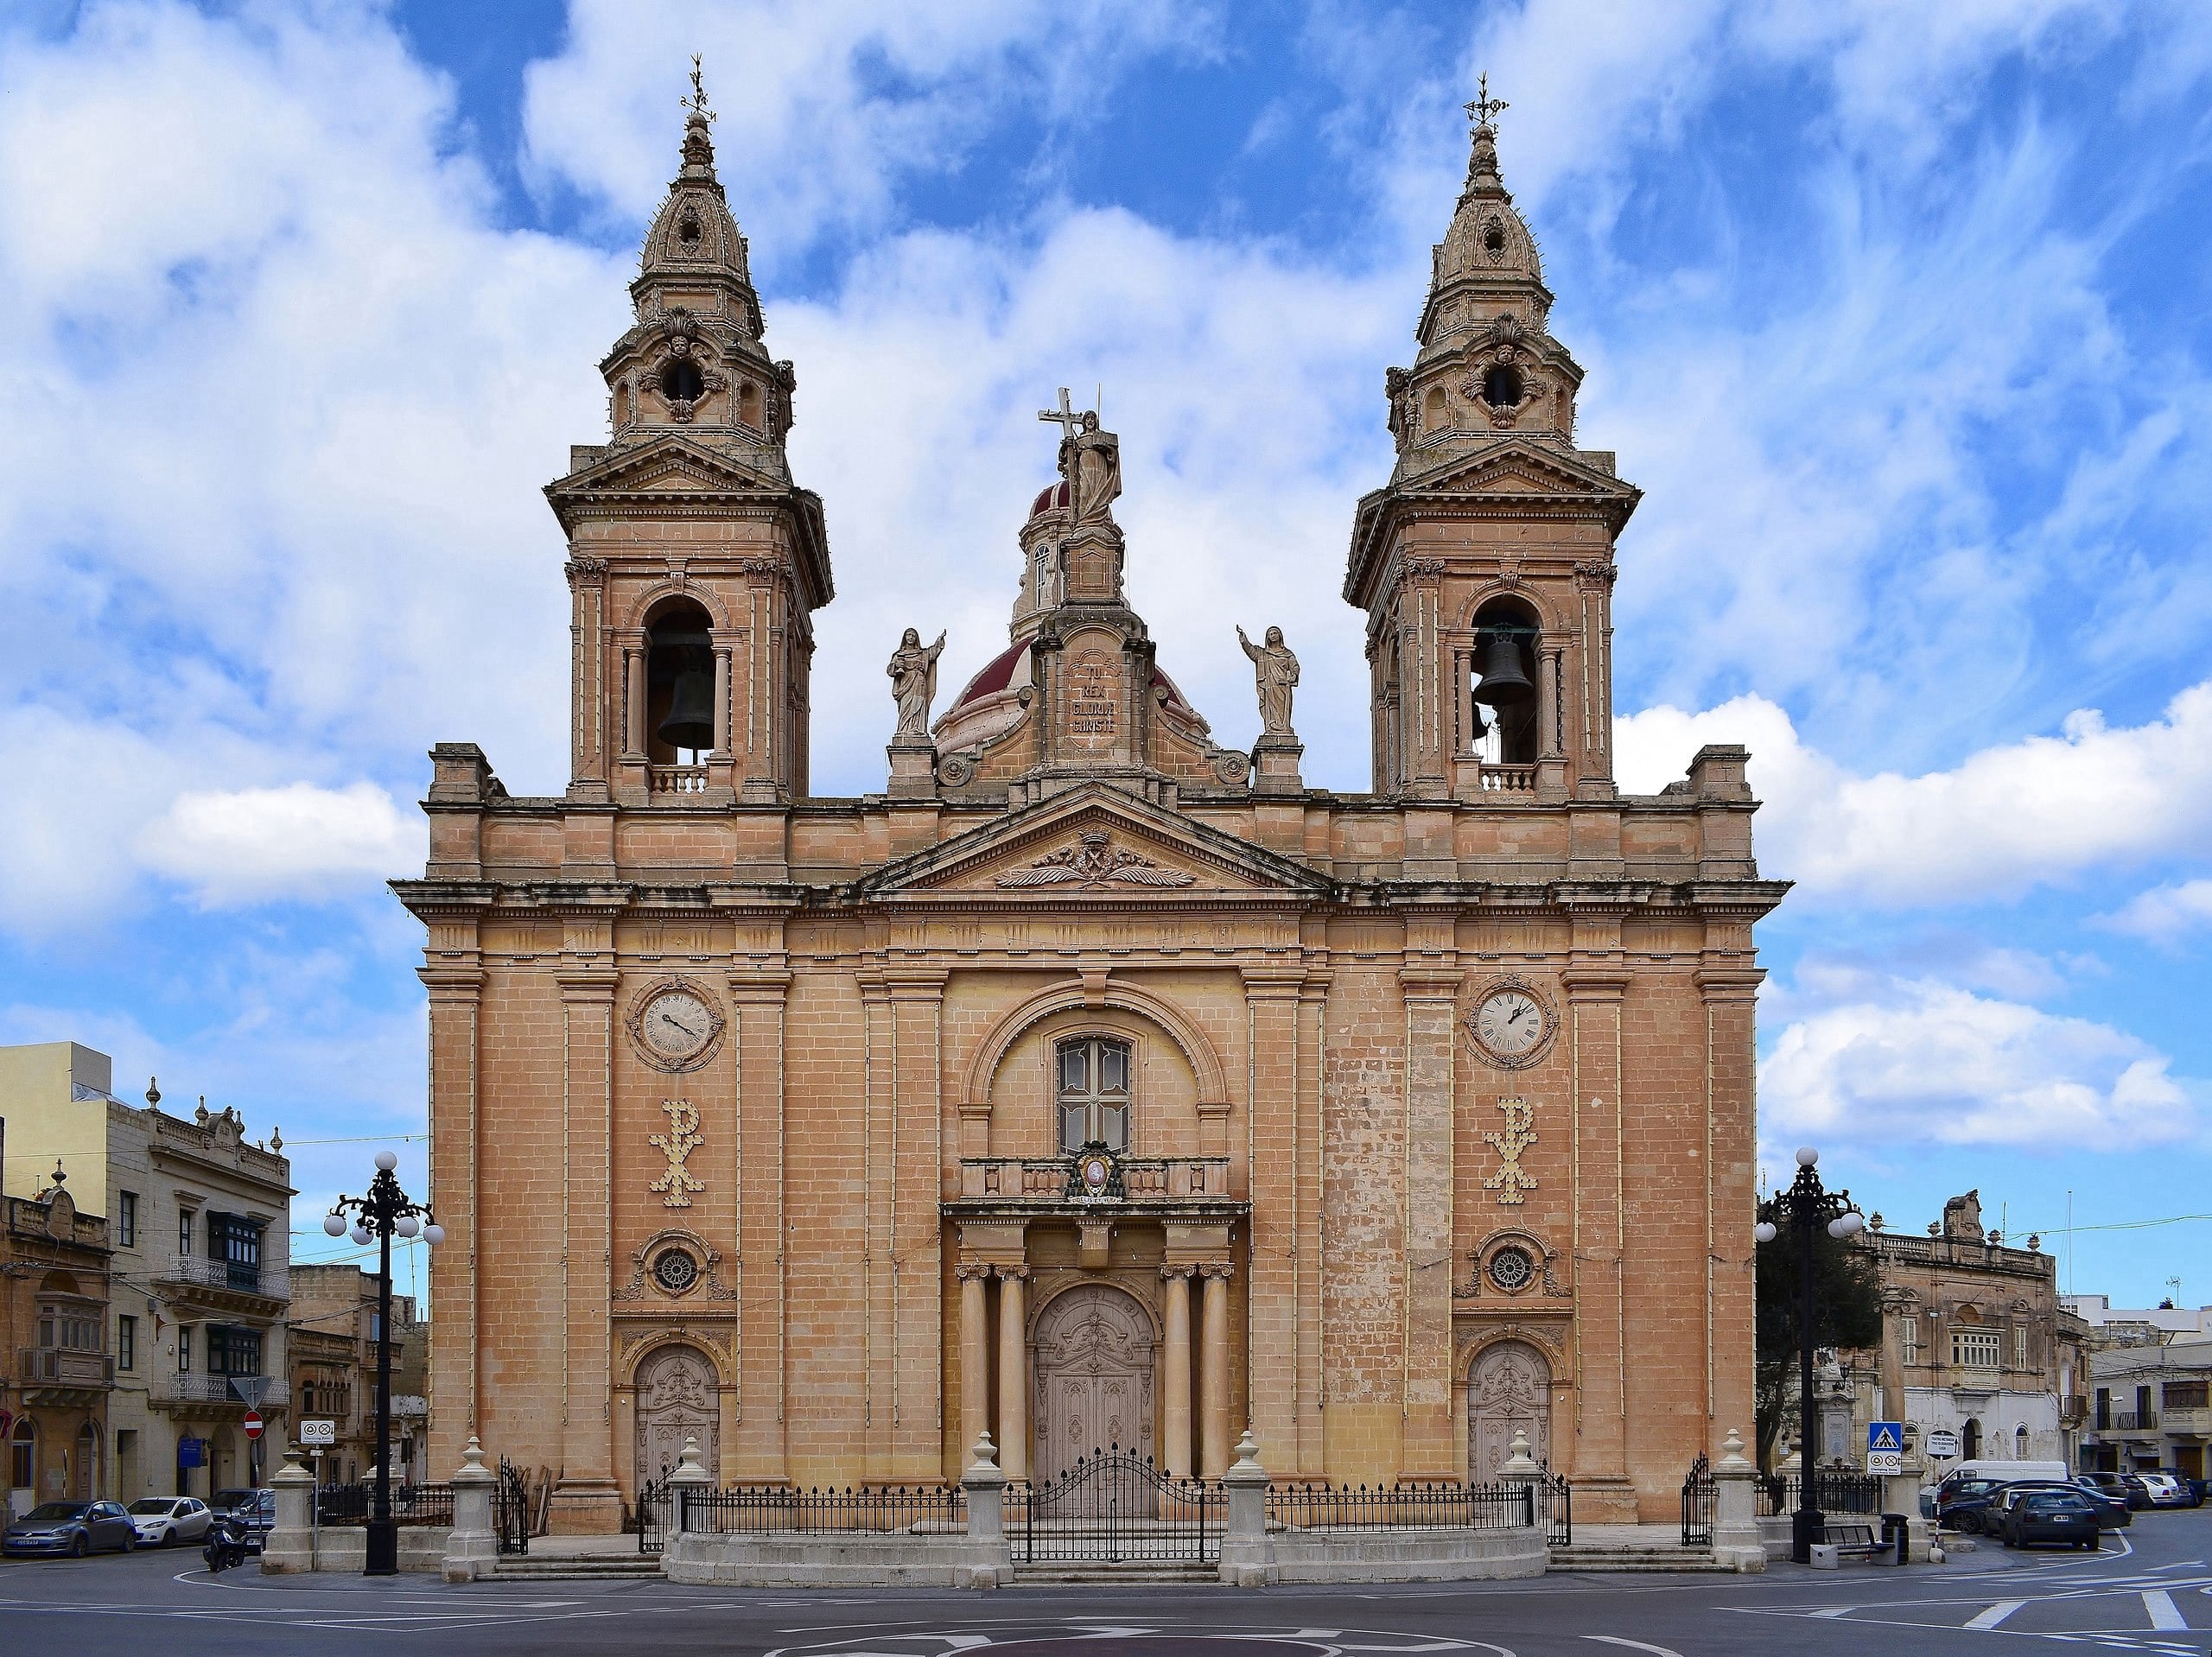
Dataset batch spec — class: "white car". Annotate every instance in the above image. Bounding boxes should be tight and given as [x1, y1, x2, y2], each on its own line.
[127, 1496, 212, 1546]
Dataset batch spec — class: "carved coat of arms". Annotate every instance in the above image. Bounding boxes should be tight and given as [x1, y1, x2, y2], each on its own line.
[995, 830, 1195, 889]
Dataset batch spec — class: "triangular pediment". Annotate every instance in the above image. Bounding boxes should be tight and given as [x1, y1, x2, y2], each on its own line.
[856, 784, 1333, 901]
[1404, 438, 1633, 501]
[549, 434, 787, 501]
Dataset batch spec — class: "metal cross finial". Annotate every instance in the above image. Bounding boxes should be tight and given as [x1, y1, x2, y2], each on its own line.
[683, 53, 716, 123]
[1465, 72, 1508, 130]
[1038, 385, 1081, 443]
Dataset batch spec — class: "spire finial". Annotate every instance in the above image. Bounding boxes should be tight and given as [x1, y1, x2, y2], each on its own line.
[683, 54, 716, 125]
[1465, 72, 1508, 132]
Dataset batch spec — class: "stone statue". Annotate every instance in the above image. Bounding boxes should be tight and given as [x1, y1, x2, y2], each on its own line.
[887, 627, 946, 740]
[1068, 411, 1122, 525]
[1237, 625, 1300, 739]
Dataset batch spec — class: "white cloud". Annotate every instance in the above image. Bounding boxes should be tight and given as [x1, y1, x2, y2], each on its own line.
[2099, 879, 2212, 947]
[1617, 682, 2212, 906]
[1760, 966, 2195, 1150]
[137, 782, 418, 907]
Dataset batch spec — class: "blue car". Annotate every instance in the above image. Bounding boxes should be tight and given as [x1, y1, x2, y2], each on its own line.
[3, 1501, 137, 1558]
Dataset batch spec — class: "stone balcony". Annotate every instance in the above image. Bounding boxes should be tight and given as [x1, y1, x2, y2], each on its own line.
[956, 1154, 1230, 1203]
[152, 1253, 289, 1314]
[2161, 1406, 2212, 1438]
[17, 1346, 111, 1405]
[150, 1373, 290, 1414]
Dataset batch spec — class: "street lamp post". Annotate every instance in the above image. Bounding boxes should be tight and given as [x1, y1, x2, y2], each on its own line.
[321, 1151, 442, 1577]
[1754, 1146, 1866, 1565]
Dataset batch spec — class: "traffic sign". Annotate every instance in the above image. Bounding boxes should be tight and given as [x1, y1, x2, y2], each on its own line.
[1866, 1420, 1903, 1475]
[1923, 1427, 1960, 1459]
[300, 1418, 337, 1447]
[242, 1410, 264, 1440]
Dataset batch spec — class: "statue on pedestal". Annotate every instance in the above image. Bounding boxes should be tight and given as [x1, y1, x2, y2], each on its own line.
[1237, 625, 1300, 740]
[887, 627, 946, 740]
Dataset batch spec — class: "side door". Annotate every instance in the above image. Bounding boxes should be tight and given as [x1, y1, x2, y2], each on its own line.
[91, 1502, 131, 1550]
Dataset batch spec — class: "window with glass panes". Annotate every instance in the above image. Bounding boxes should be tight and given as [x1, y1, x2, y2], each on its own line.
[1056, 1037, 1131, 1153]
[207, 1213, 264, 1290]
[1952, 1329, 2000, 1369]
[117, 1315, 136, 1372]
[205, 1325, 263, 1378]
[118, 1190, 137, 1249]
[1900, 1316, 1918, 1364]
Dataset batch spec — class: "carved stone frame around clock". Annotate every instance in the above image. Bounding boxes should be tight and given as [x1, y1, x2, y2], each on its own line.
[1465, 975, 1560, 1070]
[625, 975, 728, 1074]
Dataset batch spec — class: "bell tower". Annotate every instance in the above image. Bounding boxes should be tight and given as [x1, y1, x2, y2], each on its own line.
[546, 65, 831, 806]
[1347, 85, 1639, 803]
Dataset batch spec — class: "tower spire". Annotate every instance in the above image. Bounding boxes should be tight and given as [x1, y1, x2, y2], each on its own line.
[1461, 71, 1511, 200]
[680, 53, 718, 181]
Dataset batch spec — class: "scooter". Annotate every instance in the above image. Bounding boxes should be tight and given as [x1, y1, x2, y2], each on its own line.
[202, 1512, 248, 1574]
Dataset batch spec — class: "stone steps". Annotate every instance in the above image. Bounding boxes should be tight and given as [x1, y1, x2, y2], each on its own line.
[1014, 1561, 1221, 1586]
[1548, 1545, 1732, 1573]
[490, 1553, 665, 1580]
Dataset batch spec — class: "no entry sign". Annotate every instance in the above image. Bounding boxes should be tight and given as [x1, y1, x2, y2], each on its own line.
[242, 1410, 264, 1440]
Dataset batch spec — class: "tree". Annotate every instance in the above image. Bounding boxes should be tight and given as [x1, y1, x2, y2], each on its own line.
[1754, 1197, 1884, 1472]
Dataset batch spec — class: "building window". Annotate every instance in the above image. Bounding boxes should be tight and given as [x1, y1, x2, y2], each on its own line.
[2164, 1381, 2209, 1409]
[117, 1316, 136, 1373]
[1952, 1330, 2000, 1370]
[118, 1191, 137, 1250]
[2013, 1326, 2029, 1370]
[10, 1422, 31, 1489]
[2015, 1425, 2030, 1457]
[1056, 1036, 1131, 1154]
[2096, 1387, 2111, 1430]
[1900, 1317, 1918, 1365]
[178, 1326, 194, 1372]
[207, 1213, 264, 1290]
[179, 1209, 196, 1255]
[205, 1325, 264, 1378]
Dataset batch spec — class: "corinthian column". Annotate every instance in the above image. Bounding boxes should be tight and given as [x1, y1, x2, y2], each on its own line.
[1160, 1268, 1193, 1479]
[996, 1267, 1029, 1480]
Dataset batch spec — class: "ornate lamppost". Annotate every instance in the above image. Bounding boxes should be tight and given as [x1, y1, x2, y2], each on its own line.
[321, 1150, 442, 1576]
[1755, 1146, 1866, 1564]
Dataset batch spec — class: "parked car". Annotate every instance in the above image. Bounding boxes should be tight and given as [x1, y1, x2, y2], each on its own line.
[1935, 1476, 2013, 1533]
[2002, 1489, 2102, 1550]
[207, 1488, 275, 1552]
[2068, 1478, 2134, 1529]
[2136, 1471, 2203, 1509]
[3, 1501, 137, 1558]
[126, 1497, 212, 1547]
[2078, 1470, 2152, 1511]
[1986, 1481, 2131, 1533]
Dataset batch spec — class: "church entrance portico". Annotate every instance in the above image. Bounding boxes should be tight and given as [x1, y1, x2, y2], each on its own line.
[634, 1344, 720, 1492]
[1467, 1339, 1553, 1484]
[1032, 1282, 1156, 1482]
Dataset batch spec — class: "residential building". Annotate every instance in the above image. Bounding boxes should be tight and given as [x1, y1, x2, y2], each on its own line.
[1, 1123, 112, 1517]
[0, 1042, 292, 1500]
[395, 94, 1785, 1530]
[2080, 1340, 2212, 1479]
[1828, 1191, 2088, 1475]
[2062, 1294, 2212, 1349]
[289, 1264, 418, 1486]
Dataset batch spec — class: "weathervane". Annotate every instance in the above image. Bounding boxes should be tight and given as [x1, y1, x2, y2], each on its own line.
[683, 53, 716, 123]
[1465, 72, 1508, 130]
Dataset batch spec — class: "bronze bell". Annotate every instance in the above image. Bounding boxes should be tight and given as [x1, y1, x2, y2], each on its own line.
[653, 632, 716, 752]
[1473, 632, 1535, 706]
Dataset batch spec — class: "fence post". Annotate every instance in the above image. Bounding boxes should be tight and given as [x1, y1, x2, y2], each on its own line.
[1882, 1465, 1933, 1563]
[959, 1430, 1011, 1590]
[262, 1447, 317, 1574]
[666, 1435, 712, 1549]
[442, 1437, 499, 1583]
[1710, 1427, 1766, 1573]
[1218, 1427, 1274, 1588]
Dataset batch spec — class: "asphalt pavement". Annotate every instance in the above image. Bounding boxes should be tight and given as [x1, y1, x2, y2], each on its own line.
[5, 1511, 2212, 1656]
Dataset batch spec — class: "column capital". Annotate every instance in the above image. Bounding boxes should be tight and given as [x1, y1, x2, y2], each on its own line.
[1160, 1264, 1197, 1282]
[956, 1261, 994, 1282]
[726, 970, 794, 1003]
[993, 1263, 1030, 1282]
[1197, 1261, 1236, 1282]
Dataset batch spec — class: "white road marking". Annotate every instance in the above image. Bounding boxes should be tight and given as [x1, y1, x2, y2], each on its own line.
[1966, 1600, 2028, 1630]
[1582, 1639, 1685, 1656]
[2143, 1590, 2188, 1630]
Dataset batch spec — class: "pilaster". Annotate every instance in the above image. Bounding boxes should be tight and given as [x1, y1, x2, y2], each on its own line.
[887, 969, 949, 1480]
[1399, 911, 1461, 1479]
[728, 967, 792, 1482]
[1563, 942, 1635, 1521]
[550, 913, 622, 1533]
[1242, 968, 1305, 1480]
[419, 949, 484, 1475]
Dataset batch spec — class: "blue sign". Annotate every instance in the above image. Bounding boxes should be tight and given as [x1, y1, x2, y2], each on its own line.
[1868, 1422, 1904, 1454]
[176, 1437, 203, 1469]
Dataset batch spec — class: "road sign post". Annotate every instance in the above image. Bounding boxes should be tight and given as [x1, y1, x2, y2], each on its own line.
[1866, 1420, 1904, 1476]
[243, 1410, 264, 1441]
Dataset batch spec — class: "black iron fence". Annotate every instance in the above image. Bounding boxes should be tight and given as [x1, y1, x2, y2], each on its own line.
[1756, 1470, 1882, 1517]
[1681, 1453, 1715, 1547]
[1266, 1480, 1534, 1533]
[494, 1457, 530, 1557]
[315, 1482, 454, 1527]
[639, 1482, 965, 1555]
[1535, 1468, 1573, 1547]
[1012, 1446, 1224, 1565]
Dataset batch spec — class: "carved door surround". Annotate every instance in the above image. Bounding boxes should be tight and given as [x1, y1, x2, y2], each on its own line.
[633, 1343, 720, 1489]
[1467, 1337, 1552, 1483]
[1032, 1282, 1157, 1484]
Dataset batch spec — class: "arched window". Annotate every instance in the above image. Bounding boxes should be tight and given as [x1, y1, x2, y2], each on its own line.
[736, 380, 762, 429]
[2014, 1425, 2030, 1458]
[1057, 1036, 1130, 1154]
[1423, 385, 1448, 435]
[645, 598, 716, 764]
[10, 1420, 33, 1490]
[660, 357, 705, 403]
[1961, 1418, 1982, 1460]
[1469, 597, 1541, 765]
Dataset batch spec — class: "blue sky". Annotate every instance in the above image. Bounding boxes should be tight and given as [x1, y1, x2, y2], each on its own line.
[0, 0, 2208, 1304]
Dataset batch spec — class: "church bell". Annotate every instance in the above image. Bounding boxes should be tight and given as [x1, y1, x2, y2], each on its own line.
[652, 631, 716, 752]
[1472, 631, 1535, 706]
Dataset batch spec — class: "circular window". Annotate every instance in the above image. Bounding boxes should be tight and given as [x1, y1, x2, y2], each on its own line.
[1483, 222, 1507, 255]
[661, 359, 705, 403]
[677, 210, 702, 247]
[1488, 1246, 1535, 1292]
[652, 1248, 700, 1295]
[1482, 365, 1523, 409]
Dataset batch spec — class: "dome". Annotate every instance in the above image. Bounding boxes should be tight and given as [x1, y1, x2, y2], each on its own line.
[1030, 480, 1070, 519]
[932, 638, 1202, 759]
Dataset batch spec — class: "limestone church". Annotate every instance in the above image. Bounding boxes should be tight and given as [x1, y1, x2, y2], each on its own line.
[395, 86, 1784, 1532]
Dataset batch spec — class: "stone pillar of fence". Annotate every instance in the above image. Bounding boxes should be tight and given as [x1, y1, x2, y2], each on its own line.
[1709, 1427, 1766, 1573]
[667, 1436, 712, 1540]
[442, 1436, 499, 1583]
[959, 1430, 1011, 1590]
[1884, 1468, 1934, 1563]
[1217, 1427, 1274, 1588]
[261, 1447, 317, 1574]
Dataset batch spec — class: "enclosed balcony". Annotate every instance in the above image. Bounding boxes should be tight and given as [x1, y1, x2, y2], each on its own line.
[17, 1346, 111, 1405]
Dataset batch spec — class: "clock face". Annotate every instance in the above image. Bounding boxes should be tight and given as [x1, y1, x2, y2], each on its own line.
[1476, 991, 1546, 1057]
[642, 991, 715, 1062]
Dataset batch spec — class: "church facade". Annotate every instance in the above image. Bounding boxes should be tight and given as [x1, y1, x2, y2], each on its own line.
[395, 91, 1783, 1532]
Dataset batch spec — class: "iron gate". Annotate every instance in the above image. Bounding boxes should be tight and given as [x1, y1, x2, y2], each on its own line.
[494, 1457, 531, 1557]
[1680, 1451, 1715, 1547]
[1015, 1446, 1223, 1565]
[1535, 1466, 1573, 1547]
[637, 1476, 670, 1555]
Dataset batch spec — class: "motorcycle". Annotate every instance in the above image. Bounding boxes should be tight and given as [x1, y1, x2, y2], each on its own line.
[201, 1513, 248, 1574]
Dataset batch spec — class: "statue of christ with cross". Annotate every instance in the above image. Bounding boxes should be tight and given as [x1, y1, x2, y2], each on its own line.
[1038, 386, 1121, 527]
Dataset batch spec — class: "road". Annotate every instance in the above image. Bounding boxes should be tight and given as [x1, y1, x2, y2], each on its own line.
[4, 1514, 2211, 1656]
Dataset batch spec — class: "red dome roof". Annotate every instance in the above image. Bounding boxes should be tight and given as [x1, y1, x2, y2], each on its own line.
[943, 638, 1198, 721]
[1029, 480, 1070, 518]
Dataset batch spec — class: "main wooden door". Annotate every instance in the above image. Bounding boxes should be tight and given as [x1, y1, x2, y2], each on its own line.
[633, 1344, 720, 1489]
[1032, 1284, 1155, 1484]
[1468, 1339, 1551, 1482]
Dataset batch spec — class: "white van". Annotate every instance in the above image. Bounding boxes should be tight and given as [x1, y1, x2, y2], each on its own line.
[1946, 1460, 2071, 1485]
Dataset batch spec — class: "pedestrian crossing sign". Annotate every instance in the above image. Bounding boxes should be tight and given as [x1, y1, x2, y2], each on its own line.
[1867, 1420, 1904, 1474]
